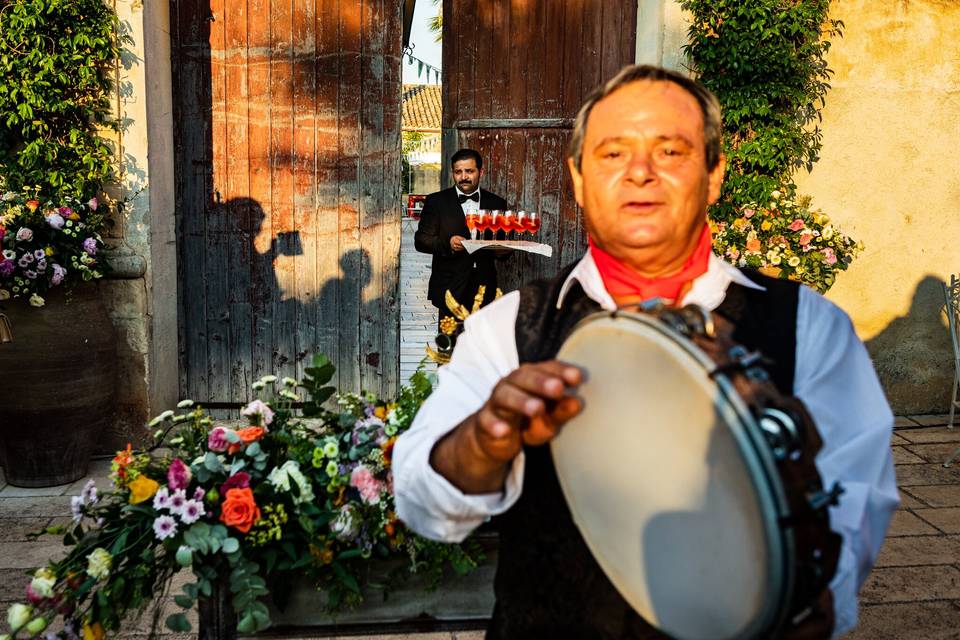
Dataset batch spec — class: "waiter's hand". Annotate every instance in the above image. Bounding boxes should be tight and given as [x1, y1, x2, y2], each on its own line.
[450, 235, 466, 252]
[430, 361, 583, 494]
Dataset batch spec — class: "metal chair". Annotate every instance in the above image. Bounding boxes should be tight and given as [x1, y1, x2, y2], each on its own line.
[942, 274, 960, 467]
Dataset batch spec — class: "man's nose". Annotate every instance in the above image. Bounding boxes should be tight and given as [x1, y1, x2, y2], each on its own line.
[625, 152, 655, 184]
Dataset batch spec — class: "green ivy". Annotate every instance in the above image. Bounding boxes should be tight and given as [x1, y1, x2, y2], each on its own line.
[0, 0, 127, 200]
[681, 0, 842, 217]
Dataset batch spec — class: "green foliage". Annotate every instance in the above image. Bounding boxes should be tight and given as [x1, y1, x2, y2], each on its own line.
[681, 1, 858, 291]
[0, 0, 127, 199]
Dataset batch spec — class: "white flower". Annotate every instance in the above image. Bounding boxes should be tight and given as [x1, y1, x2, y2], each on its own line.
[85, 547, 112, 580]
[267, 461, 315, 504]
[330, 504, 359, 541]
[2, 250, 14, 260]
[240, 399, 274, 426]
[6, 603, 33, 632]
[176, 399, 194, 408]
[45, 213, 64, 229]
[771, 190, 781, 199]
[0, 289, 9, 301]
[168, 489, 188, 515]
[81, 479, 98, 504]
[282, 377, 297, 387]
[278, 389, 299, 401]
[70, 495, 84, 522]
[152, 486, 171, 510]
[28, 293, 44, 307]
[153, 515, 178, 540]
[178, 499, 205, 524]
[15, 227, 33, 242]
[251, 381, 265, 390]
[29, 568, 56, 599]
[259, 374, 277, 384]
[325, 460, 339, 477]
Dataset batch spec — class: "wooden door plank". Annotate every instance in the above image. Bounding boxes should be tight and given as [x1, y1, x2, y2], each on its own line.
[270, 0, 297, 381]
[293, 0, 319, 382]
[248, 0, 274, 387]
[315, 0, 342, 382]
[337, 0, 363, 394]
[205, 0, 232, 405]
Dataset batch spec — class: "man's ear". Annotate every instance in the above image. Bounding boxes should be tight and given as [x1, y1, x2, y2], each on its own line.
[568, 157, 584, 208]
[707, 153, 726, 206]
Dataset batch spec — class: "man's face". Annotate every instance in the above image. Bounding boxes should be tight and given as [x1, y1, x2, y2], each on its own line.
[568, 80, 725, 276]
[452, 158, 483, 194]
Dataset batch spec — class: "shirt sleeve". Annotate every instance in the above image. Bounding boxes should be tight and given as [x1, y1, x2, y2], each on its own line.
[393, 292, 525, 542]
[794, 286, 900, 637]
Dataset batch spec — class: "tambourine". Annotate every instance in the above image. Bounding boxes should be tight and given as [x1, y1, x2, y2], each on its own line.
[551, 304, 842, 639]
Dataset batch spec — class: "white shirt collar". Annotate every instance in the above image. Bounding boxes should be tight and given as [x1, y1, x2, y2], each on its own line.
[556, 249, 765, 312]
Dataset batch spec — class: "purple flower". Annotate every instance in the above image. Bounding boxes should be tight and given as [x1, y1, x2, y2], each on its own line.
[70, 495, 84, 522]
[45, 213, 64, 229]
[18, 253, 33, 267]
[24, 269, 37, 279]
[179, 499, 205, 524]
[220, 471, 250, 496]
[193, 486, 206, 501]
[51, 263, 65, 285]
[15, 227, 32, 242]
[168, 489, 187, 515]
[81, 479, 98, 504]
[167, 459, 192, 491]
[59, 206, 74, 218]
[33, 249, 45, 259]
[153, 515, 178, 540]
[152, 486, 171, 510]
[36, 259, 46, 272]
[207, 426, 230, 453]
[0, 259, 13, 278]
[82, 237, 97, 256]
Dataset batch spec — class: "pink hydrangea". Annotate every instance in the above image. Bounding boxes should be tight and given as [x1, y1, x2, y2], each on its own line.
[823, 248, 837, 265]
[167, 458, 192, 491]
[788, 219, 804, 232]
[350, 465, 384, 505]
[207, 426, 231, 452]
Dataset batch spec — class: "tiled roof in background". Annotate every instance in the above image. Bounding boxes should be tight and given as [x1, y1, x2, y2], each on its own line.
[402, 84, 442, 131]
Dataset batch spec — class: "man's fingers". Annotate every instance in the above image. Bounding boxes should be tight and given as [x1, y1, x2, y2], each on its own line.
[522, 397, 583, 446]
[506, 362, 582, 399]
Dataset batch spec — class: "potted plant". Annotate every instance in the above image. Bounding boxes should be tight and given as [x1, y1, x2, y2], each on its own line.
[0, 188, 117, 487]
[0, 357, 484, 639]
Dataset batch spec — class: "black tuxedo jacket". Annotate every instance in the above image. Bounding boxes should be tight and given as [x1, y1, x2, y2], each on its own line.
[414, 186, 509, 308]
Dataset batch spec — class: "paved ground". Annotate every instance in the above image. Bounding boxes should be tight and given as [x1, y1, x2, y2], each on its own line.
[2, 406, 959, 639]
[399, 217, 438, 385]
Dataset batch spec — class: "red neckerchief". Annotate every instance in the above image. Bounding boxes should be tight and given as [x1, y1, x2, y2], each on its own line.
[588, 224, 713, 304]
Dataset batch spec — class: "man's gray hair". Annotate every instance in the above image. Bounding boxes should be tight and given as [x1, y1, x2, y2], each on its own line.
[567, 65, 723, 171]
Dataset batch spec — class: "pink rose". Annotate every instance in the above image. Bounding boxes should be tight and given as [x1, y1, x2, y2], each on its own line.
[167, 458, 192, 491]
[823, 248, 837, 265]
[799, 233, 813, 246]
[207, 426, 231, 453]
[350, 465, 384, 505]
[788, 219, 804, 232]
[88, 197, 99, 211]
[742, 208, 755, 219]
[15, 227, 33, 242]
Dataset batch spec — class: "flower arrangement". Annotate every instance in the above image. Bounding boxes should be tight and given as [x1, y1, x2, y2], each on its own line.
[3, 356, 482, 638]
[710, 190, 862, 293]
[0, 188, 109, 306]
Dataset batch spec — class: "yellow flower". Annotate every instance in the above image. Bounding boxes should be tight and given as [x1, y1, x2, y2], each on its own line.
[787, 256, 801, 267]
[44, 246, 54, 256]
[128, 475, 159, 504]
[83, 622, 105, 640]
[760, 220, 772, 231]
[373, 405, 387, 420]
[85, 548, 112, 580]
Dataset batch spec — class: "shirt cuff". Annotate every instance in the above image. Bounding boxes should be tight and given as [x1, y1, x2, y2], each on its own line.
[395, 436, 525, 543]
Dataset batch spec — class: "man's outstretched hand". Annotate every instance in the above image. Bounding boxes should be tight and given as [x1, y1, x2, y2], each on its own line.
[450, 235, 466, 252]
[430, 361, 583, 494]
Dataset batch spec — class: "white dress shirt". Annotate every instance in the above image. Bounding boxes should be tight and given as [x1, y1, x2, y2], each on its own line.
[455, 186, 481, 216]
[393, 250, 899, 637]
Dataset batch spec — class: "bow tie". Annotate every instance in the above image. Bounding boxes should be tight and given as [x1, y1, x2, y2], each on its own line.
[458, 192, 479, 203]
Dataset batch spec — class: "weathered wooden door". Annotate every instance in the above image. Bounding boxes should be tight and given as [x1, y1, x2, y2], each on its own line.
[443, 0, 637, 287]
[171, 0, 402, 406]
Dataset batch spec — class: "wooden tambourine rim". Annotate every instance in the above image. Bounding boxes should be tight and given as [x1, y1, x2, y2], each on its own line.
[551, 310, 796, 640]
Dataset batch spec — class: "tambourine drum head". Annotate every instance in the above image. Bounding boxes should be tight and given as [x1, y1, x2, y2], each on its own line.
[552, 315, 781, 640]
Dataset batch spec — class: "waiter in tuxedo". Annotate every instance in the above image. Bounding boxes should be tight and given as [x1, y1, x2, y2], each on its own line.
[415, 148, 510, 331]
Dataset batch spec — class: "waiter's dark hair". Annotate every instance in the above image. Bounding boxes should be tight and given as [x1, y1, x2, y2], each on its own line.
[568, 65, 723, 172]
[451, 148, 483, 169]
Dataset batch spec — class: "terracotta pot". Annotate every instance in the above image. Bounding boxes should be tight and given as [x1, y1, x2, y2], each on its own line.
[0, 283, 117, 487]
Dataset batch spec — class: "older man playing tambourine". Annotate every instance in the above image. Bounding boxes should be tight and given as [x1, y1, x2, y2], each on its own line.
[393, 65, 898, 639]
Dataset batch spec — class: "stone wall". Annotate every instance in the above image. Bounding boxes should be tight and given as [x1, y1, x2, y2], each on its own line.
[638, 0, 960, 413]
[98, 0, 177, 450]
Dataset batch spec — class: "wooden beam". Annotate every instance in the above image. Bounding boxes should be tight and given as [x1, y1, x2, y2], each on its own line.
[455, 118, 574, 129]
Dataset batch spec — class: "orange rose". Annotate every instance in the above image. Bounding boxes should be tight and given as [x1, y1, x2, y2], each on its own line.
[219, 487, 261, 533]
[25, 199, 40, 212]
[227, 426, 267, 454]
[746, 238, 761, 253]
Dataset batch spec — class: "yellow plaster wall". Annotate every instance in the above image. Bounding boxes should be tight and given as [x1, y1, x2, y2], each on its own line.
[793, 0, 960, 413]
